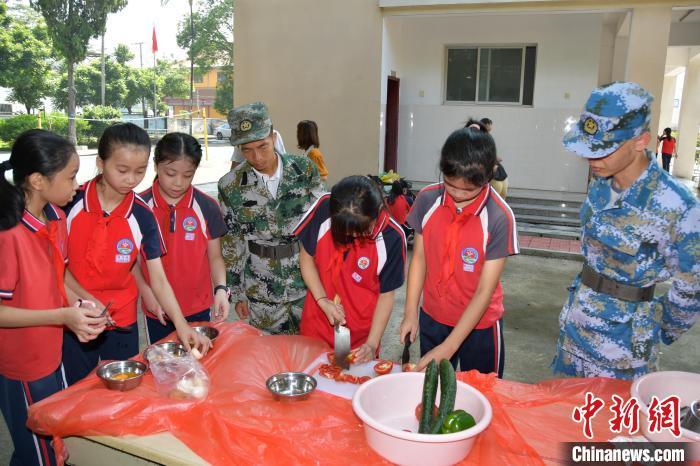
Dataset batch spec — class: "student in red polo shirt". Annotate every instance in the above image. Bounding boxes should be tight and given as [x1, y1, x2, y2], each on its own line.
[399, 121, 519, 376]
[295, 175, 406, 363]
[62, 123, 209, 385]
[136, 132, 228, 343]
[0, 130, 108, 466]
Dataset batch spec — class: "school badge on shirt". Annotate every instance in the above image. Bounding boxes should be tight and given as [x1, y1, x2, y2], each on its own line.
[182, 216, 197, 241]
[116, 238, 134, 263]
[461, 247, 478, 272]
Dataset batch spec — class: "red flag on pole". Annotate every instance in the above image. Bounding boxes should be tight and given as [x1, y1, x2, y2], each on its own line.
[151, 25, 158, 53]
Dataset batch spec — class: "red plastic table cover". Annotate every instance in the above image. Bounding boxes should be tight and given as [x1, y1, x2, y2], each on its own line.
[28, 322, 633, 465]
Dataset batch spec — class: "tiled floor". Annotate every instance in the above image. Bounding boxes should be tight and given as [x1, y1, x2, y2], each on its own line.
[519, 234, 581, 254]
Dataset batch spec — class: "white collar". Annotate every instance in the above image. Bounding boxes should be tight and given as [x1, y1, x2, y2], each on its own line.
[252, 153, 283, 181]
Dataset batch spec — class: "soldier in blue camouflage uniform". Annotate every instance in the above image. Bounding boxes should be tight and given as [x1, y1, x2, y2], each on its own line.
[553, 82, 700, 380]
[218, 102, 324, 334]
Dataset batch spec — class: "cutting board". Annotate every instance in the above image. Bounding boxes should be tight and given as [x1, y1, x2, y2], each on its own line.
[303, 354, 402, 400]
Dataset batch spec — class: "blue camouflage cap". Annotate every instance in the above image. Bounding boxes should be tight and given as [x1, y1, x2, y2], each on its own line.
[563, 81, 653, 159]
[228, 101, 273, 146]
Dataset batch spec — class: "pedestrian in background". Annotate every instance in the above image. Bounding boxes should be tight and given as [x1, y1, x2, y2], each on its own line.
[297, 120, 329, 182]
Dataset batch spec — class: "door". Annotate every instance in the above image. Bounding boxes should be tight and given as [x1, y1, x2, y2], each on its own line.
[384, 76, 400, 173]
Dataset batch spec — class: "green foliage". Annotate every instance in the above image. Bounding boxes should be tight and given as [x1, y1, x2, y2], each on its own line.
[81, 105, 122, 139]
[114, 43, 134, 65]
[0, 115, 39, 143]
[30, 0, 128, 142]
[176, 0, 234, 74]
[0, 5, 56, 113]
[44, 112, 89, 140]
[214, 67, 233, 115]
[53, 58, 128, 110]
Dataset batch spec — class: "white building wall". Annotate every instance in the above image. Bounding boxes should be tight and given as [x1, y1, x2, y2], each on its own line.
[383, 13, 603, 195]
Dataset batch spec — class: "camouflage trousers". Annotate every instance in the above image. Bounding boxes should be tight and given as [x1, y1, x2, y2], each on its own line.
[247, 296, 304, 335]
[551, 345, 657, 380]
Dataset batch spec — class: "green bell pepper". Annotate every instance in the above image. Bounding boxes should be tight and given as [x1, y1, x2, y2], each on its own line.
[440, 409, 476, 434]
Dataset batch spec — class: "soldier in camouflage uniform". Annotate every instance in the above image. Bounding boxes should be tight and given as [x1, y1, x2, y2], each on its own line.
[218, 102, 324, 334]
[553, 82, 699, 380]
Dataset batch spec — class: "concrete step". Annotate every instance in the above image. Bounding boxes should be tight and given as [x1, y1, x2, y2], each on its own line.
[520, 246, 583, 262]
[510, 203, 581, 218]
[515, 213, 580, 227]
[518, 223, 580, 240]
[507, 196, 583, 209]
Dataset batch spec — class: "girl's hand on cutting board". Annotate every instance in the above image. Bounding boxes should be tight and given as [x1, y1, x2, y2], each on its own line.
[353, 342, 377, 364]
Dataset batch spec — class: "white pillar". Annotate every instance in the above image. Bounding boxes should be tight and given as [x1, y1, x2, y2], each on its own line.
[675, 49, 700, 179]
[625, 6, 672, 148]
[658, 74, 677, 133]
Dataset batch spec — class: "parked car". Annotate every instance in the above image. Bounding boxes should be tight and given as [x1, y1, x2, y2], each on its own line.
[216, 123, 231, 140]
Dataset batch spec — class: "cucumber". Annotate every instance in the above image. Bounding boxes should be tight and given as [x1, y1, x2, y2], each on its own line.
[418, 359, 438, 433]
[429, 359, 457, 434]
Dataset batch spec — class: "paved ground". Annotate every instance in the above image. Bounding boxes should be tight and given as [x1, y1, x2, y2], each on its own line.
[1, 142, 699, 462]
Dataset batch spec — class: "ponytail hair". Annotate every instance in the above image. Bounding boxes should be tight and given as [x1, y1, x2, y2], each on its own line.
[440, 123, 497, 187]
[0, 129, 76, 231]
[154, 132, 203, 167]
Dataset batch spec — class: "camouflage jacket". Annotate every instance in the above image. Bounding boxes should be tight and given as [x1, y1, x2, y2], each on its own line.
[218, 153, 324, 305]
[559, 153, 699, 371]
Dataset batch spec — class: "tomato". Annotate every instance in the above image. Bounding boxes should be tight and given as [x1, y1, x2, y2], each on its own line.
[336, 373, 359, 384]
[326, 352, 336, 365]
[346, 350, 359, 364]
[373, 360, 394, 376]
[319, 364, 341, 379]
[414, 403, 439, 422]
[358, 376, 372, 384]
[402, 363, 417, 372]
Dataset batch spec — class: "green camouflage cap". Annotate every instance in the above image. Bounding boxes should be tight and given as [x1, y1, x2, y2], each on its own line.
[228, 101, 273, 146]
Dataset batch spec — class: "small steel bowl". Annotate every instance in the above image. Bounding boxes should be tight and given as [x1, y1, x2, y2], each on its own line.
[191, 325, 219, 343]
[144, 342, 188, 363]
[266, 372, 317, 401]
[97, 360, 147, 391]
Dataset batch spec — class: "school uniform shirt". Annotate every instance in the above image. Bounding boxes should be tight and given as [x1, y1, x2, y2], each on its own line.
[387, 194, 410, 225]
[294, 195, 406, 348]
[64, 176, 166, 327]
[407, 184, 519, 329]
[0, 205, 68, 381]
[140, 181, 227, 317]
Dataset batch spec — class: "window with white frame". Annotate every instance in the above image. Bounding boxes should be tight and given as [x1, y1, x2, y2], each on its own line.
[445, 45, 536, 105]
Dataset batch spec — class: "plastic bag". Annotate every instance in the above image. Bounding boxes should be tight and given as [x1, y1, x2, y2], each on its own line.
[148, 345, 210, 400]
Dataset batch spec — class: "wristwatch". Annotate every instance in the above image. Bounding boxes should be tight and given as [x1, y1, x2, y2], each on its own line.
[214, 285, 231, 298]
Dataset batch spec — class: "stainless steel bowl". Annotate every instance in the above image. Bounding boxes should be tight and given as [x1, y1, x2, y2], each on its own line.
[97, 360, 147, 391]
[144, 342, 188, 363]
[191, 325, 219, 342]
[266, 372, 317, 401]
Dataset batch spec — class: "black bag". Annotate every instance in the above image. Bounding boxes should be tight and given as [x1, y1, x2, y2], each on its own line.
[493, 163, 508, 181]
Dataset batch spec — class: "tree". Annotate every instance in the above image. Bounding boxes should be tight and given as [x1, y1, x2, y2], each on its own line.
[176, 0, 234, 115]
[53, 57, 128, 110]
[0, 5, 56, 114]
[30, 0, 128, 143]
[114, 43, 134, 66]
[214, 66, 233, 116]
[177, 0, 233, 71]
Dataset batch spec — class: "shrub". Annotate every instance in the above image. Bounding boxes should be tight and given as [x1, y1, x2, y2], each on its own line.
[81, 105, 122, 139]
[0, 115, 39, 143]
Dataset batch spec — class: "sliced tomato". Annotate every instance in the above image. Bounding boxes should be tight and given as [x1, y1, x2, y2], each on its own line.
[326, 352, 336, 365]
[402, 363, 417, 372]
[358, 376, 372, 384]
[373, 360, 394, 376]
[319, 364, 341, 379]
[346, 350, 359, 364]
[414, 403, 439, 422]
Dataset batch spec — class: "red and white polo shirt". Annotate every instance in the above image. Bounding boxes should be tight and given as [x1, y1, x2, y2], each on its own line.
[294, 194, 406, 348]
[407, 184, 518, 329]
